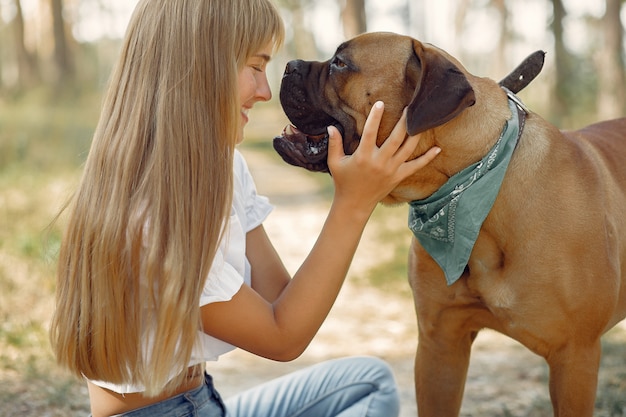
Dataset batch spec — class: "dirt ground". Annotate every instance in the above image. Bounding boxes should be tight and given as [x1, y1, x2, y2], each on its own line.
[3, 142, 623, 417]
[213, 147, 562, 417]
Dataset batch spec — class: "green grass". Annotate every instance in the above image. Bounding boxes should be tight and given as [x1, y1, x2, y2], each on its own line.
[0, 95, 95, 416]
[361, 204, 415, 296]
[0, 94, 98, 174]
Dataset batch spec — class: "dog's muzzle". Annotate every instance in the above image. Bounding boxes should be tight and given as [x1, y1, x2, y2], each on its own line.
[273, 60, 342, 173]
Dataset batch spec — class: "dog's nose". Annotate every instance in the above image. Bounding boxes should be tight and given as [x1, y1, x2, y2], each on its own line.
[284, 60, 305, 75]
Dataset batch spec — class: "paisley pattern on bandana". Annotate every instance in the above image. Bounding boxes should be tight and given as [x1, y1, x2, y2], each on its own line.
[408, 92, 525, 285]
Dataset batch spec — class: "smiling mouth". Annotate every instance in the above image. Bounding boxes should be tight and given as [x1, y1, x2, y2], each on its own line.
[272, 124, 331, 172]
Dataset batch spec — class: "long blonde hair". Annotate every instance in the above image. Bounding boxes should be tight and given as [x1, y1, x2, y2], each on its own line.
[50, 0, 284, 396]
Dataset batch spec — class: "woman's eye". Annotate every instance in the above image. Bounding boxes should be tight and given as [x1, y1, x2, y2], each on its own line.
[249, 62, 264, 72]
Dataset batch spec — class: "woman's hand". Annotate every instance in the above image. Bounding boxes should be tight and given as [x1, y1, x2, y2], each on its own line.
[327, 101, 440, 215]
[201, 102, 440, 362]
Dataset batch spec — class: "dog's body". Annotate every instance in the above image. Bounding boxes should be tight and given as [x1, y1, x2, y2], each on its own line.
[273, 32, 626, 417]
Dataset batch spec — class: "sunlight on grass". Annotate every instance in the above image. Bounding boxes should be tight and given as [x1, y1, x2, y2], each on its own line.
[362, 204, 415, 297]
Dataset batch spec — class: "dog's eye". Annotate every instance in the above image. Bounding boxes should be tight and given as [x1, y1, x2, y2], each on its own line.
[331, 57, 348, 71]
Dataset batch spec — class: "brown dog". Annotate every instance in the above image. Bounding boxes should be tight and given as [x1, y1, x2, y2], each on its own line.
[273, 32, 626, 417]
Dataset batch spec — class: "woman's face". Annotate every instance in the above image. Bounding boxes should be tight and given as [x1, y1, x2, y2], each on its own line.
[237, 42, 274, 143]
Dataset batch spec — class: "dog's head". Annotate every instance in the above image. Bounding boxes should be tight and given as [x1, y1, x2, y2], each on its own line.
[273, 32, 477, 173]
[273, 32, 543, 201]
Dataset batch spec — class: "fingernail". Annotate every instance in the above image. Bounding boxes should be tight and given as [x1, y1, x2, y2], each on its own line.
[375, 101, 384, 109]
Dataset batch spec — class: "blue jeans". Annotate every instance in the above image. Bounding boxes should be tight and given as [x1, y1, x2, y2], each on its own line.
[106, 356, 399, 417]
[224, 356, 400, 417]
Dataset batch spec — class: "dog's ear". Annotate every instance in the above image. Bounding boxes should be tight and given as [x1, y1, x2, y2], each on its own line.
[406, 41, 476, 136]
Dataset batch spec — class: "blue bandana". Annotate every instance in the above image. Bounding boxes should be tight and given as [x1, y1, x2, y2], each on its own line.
[408, 92, 526, 285]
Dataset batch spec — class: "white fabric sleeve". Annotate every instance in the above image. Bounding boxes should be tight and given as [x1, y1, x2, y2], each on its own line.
[199, 242, 244, 306]
[236, 151, 273, 232]
[198, 151, 272, 307]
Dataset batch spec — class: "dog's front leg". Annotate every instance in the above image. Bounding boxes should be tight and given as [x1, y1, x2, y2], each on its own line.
[546, 340, 601, 417]
[409, 246, 484, 417]
[414, 321, 475, 417]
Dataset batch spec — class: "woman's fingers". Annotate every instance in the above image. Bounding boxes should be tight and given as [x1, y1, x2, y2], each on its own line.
[358, 101, 385, 152]
[327, 125, 345, 162]
[399, 145, 441, 177]
[379, 107, 409, 157]
[328, 101, 440, 183]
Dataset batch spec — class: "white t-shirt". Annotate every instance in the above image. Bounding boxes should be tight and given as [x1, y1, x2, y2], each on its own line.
[90, 150, 273, 393]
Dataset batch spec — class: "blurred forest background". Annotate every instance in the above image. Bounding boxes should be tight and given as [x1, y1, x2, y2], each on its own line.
[0, 0, 625, 416]
[1, 0, 625, 123]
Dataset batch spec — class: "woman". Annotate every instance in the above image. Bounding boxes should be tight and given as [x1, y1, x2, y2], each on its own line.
[50, 1, 440, 416]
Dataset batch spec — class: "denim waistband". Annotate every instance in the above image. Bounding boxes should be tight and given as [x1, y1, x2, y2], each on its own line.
[102, 373, 225, 417]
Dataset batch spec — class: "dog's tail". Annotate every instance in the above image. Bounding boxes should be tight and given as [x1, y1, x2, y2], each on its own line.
[499, 50, 546, 94]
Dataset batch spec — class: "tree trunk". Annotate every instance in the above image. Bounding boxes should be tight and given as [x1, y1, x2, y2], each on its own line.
[280, 0, 318, 59]
[12, 0, 40, 89]
[550, 0, 569, 125]
[596, 0, 625, 119]
[50, 0, 75, 88]
[341, 0, 367, 39]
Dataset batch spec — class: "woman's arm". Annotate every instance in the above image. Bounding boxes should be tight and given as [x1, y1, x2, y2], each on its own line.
[201, 103, 440, 361]
[246, 224, 290, 303]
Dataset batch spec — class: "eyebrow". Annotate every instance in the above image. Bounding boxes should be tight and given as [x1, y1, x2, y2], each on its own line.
[254, 53, 272, 62]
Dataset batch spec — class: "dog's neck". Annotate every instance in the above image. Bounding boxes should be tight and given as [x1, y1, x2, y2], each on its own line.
[407, 90, 527, 285]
